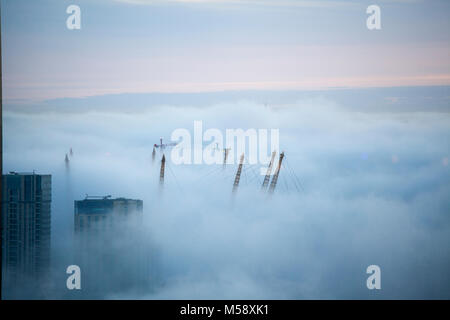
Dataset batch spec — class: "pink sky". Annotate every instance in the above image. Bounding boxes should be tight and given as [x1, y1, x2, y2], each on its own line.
[4, 42, 450, 102]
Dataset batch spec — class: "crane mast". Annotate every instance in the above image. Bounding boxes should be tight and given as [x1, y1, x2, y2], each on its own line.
[159, 154, 166, 187]
[261, 151, 276, 191]
[223, 148, 230, 169]
[232, 154, 245, 193]
[268, 152, 284, 194]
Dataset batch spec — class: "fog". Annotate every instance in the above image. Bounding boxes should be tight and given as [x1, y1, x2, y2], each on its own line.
[2, 94, 450, 299]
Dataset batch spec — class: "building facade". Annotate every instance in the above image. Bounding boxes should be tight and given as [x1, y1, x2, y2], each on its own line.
[1, 172, 52, 285]
[74, 196, 143, 233]
[73, 195, 145, 295]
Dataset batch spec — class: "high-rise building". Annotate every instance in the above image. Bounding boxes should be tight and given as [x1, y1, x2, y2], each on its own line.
[74, 195, 143, 233]
[1, 172, 51, 286]
[73, 195, 145, 295]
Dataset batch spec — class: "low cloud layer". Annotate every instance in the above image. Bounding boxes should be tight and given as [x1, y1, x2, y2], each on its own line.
[2, 92, 450, 299]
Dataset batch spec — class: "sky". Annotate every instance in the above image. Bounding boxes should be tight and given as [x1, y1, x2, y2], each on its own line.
[1, 0, 450, 299]
[1, 0, 450, 101]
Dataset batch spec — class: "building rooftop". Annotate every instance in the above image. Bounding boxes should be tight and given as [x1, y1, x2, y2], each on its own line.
[75, 196, 143, 215]
[5, 171, 50, 176]
[80, 195, 142, 201]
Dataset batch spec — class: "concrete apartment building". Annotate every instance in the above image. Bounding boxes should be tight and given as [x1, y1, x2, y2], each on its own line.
[1, 172, 52, 286]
